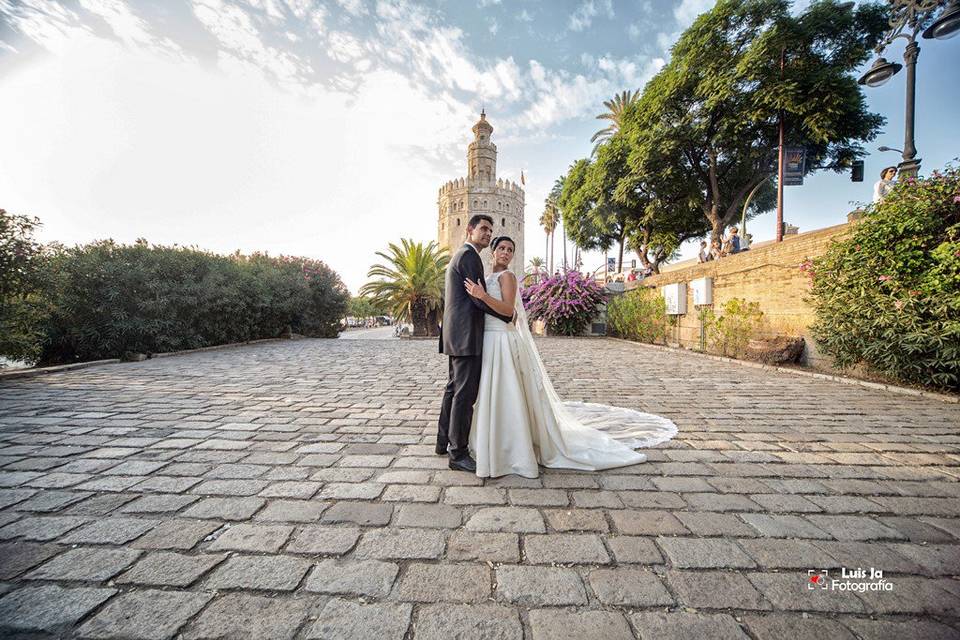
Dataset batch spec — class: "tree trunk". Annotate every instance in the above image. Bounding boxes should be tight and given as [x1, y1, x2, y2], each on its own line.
[549, 231, 555, 274]
[617, 233, 625, 273]
[545, 233, 549, 276]
[411, 298, 429, 337]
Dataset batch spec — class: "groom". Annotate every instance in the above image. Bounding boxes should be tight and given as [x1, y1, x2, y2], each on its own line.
[437, 214, 514, 472]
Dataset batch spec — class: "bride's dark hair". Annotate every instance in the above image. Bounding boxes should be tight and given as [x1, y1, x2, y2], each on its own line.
[492, 236, 515, 250]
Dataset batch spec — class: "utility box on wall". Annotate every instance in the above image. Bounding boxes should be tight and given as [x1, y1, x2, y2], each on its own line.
[691, 277, 713, 306]
[662, 283, 687, 315]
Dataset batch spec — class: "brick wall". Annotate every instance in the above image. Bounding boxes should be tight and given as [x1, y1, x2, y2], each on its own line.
[629, 222, 853, 369]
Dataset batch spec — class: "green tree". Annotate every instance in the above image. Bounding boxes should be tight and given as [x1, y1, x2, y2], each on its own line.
[0, 209, 48, 364]
[539, 199, 559, 273]
[360, 239, 448, 337]
[623, 0, 887, 248]
[347, 296, 379, 322]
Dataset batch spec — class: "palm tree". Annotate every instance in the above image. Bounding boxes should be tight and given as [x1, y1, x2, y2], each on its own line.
[526, 256, 545, 284]
[360, 239, 448, 337]
[590, 89, 640, 150]
[539, 201, 558, 274]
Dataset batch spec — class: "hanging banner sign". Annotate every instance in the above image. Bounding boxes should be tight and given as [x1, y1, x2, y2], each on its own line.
[783, 147, 806, 186]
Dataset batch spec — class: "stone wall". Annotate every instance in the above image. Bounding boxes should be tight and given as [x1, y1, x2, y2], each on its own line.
[630, 222, 853, 369]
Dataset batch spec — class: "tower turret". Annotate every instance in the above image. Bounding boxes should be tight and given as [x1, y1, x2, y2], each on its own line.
[467, 110, 497, 183]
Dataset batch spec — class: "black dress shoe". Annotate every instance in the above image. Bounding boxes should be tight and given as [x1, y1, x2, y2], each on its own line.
[434, 441, 448, 455]
[448, 455, 477, 473]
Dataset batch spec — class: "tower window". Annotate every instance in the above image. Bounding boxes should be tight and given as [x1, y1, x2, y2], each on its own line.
[501, 218, 505, 226]
[456, 218, 460, 226]
[474, 199, 478, 208]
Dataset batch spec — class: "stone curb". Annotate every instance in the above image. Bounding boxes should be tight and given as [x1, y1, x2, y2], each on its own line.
[605, 337, 959, 405]
[0, 338, 289, 382]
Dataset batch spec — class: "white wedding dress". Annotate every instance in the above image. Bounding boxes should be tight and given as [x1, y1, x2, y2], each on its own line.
[469, 270, 678, 479]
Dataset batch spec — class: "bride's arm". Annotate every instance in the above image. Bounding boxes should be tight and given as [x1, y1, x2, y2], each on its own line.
[464, 272, 516, 317]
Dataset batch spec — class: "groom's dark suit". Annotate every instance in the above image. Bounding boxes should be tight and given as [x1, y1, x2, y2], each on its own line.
[438, 243, 513, 460]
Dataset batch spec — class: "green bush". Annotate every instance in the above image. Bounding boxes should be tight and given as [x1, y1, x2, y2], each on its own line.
[0, 210, 49, 365]
[808, 165, 960, 390]
[704, 298, 764, 358]
[606, 286, 669, 343]
[6, 236, 348, 366]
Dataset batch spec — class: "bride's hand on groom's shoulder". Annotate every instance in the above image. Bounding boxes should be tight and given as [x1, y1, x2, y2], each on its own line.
[464, 278, 485, 299]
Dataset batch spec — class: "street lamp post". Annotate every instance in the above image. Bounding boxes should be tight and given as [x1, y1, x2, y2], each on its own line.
[858, 0, 960, 178]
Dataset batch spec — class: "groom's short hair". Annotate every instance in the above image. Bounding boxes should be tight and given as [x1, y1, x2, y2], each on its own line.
[467, 214, 493, 231]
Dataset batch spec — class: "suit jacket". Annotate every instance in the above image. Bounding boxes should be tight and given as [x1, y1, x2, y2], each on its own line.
[439, 244, 514, 356]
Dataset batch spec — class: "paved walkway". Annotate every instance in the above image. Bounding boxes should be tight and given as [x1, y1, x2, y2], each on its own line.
[0, 337, 958, 639]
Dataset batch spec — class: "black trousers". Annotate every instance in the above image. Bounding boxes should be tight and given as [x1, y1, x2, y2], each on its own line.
[437, 355, 482, 459]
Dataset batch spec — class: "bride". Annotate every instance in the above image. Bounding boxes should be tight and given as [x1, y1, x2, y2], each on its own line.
[463, 236, 678, 479]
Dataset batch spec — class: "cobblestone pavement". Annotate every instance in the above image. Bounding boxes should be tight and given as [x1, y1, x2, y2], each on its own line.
[0, 337, 958, 640]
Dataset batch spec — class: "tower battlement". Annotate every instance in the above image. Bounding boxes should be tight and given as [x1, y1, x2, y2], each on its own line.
[436, 112, 526, 271]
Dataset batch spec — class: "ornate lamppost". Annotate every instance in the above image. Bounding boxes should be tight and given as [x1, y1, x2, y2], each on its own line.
[858, 0, 960, 178]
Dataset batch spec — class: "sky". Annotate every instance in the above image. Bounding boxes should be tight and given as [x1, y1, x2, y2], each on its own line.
[1, 0, 958, 293]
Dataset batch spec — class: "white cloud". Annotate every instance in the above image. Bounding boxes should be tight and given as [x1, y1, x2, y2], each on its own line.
[0, 0, 95, 53]
[674, 0, 715, 28]
[517, 9, 533, 22]
[568, 0, 614, 32]
[336, 0, 368, 17]
[488, 18, 499, 36]
[327, 30, 365, 62]
[478, 0, 501, 7]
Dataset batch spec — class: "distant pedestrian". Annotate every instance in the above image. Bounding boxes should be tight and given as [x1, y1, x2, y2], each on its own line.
[722, 227, 741, 255]
[698, 241, 713, 263]
[741, 233, 752, 252]
[626, 269, 637, 282]
[873, 166, 897, 203]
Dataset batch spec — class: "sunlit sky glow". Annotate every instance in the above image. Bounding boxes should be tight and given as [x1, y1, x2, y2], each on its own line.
[2, 0, 958, 292]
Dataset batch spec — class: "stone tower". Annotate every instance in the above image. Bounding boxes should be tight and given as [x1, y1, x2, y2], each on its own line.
[437, 111, 525, 274]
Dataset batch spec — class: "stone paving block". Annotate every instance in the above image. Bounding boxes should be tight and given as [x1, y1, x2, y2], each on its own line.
[465, 507, 545, 533]
[740, 514, 832, 539]
[182, 593, 315, 640]
[542, 474, 598, 489]
[415, 603, 522, 640]
[651, 476, 715, 493]
[528, 609, 633, 640]
[394, 562, 490, 602]
[309, 468, 375, 483]
[570, 490, 624, 509]
[306, 598, 411, 640]
[380, 484, 441, 503]
[445, 531, 519, 563]
[15, 489, 92, 510]
[657, 537, 756, 569]
[396, 503, 462, 528]
[739, 538, 839, 569]
[190, 479, 268, 496]
[376, 470, 432, 484]
[118, 493, 198, 513]
[606, 536, 664, 564]
[431, 469, 485, 486]
[806, 495, 884, 513]
[749, 493, 823, 513]
[286, 525, 361, 555]
[742, 613, 858, 640]
[445, 487, 507, 505]
[667, 571, 771, 610]
[588, 567, 673, 606]
[204, 463, 270, 479]
[25, 546, 141, 581]
[320, 501, 393, 526]
[256, 481, 322, 499]
[0, 585, 117, 635]
[598, 475, 656, 491]
[610, 510, 689, 535]
[208, 523, 293, 552]
[25, 472, 91, 488]
[101, 460, 168, 476]
[60, 517, 158, 544]
[0, 542, 64, 579]
[116, 551, 225, 587]
[544, 508, 609, 532]
[746, 571, 865, 613]
[255, 499, 329, 522]
[304, 558, 399, 597]
[630, 611, 749, 640]
[683, 492, 763, 512]
[205, 555, 312, 591]
[920, 517, 960, 540]
[805, 515, 907, 541]
[183, 497, 265, 520]
[811, 540, 925, 574]
[0, 515, 89, 541]
[133, 476, 203, 493]
[131, 519, 222, 550]
[854, 576, 960, 615]
[884, 543, 960, 576]
[523, 533, 610, 565]
[841, 616, 960, 640]
[618, 490, 687, 509]
[0, 488, 37, 509]
[354, 527, 446, 560]
[673, 511, 757, 537]
[878, 517, 957, 543]
[496, 565, 587, 606]
[507, 488, 567, 506]
[318, 482, 384, 500]
[77, 588, 212, 639]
